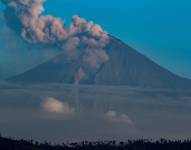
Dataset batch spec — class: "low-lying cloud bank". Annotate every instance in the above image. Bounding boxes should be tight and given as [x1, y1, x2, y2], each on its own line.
[105, 110, 133, 125]
[41, 97, 75, 115]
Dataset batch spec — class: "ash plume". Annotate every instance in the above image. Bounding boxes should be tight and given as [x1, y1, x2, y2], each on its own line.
[74, 67, 86, 85]
[1, 0, 110, 83]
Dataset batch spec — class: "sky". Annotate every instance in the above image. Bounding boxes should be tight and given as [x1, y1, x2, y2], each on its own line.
[0, 0, 191, 142]
[0, 0, 191, 78]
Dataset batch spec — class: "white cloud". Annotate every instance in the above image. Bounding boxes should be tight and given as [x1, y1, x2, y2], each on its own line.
[105, 110, 133, 125]
[41, 97, 75, 115]
[106, 110, 117, 118]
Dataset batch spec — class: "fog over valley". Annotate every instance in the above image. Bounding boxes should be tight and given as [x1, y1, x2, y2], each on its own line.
[0, 82, 191, 142]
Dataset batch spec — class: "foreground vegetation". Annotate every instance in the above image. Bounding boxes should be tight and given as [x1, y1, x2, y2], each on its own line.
[1, 136, 191, 150]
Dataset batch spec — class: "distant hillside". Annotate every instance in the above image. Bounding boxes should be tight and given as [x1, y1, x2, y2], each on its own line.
[9, 36, 191, 89]
[95, 37, 191, 88]
[0, 136, 191, 150]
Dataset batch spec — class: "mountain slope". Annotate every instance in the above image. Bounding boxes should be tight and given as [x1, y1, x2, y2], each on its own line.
[9, 36, 191, 89]
[95, 37, 191, 88]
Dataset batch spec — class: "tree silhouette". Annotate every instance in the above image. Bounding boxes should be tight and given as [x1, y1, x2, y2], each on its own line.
[0, 135, 191, 150]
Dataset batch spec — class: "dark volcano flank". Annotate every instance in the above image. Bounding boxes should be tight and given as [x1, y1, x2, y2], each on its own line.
[9, 36, 191, 89]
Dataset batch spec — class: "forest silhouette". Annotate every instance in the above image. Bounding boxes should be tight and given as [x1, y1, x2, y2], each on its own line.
[0, 135, 191, 150]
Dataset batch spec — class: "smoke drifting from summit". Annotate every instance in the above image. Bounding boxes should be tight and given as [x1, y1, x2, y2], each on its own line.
[1, 0, 109, 83]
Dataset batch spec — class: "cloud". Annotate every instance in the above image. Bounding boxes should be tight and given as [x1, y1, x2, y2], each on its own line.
[1, 0, 110, 83]
[41, 97, 75, 115]
[105, 110, 133, 125]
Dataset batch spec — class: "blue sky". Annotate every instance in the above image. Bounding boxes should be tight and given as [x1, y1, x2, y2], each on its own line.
[0, 0, 191, 78]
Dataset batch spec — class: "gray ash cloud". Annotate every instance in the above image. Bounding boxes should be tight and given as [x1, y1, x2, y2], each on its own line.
[1, 0, 110, 83]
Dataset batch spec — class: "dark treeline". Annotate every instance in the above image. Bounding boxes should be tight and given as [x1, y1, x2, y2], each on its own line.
[1, 135, 191, 150]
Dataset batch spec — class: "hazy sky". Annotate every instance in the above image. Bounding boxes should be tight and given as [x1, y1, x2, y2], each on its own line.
[0, 0, 191, 78]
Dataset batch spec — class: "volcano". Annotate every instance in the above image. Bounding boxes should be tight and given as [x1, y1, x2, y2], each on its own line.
[9, 36, 191, 89]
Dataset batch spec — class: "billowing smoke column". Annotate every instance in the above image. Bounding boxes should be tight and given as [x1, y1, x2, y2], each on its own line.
[1, 0, 109, 83]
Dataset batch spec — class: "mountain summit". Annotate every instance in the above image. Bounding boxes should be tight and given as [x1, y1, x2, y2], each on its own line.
[9, 36, 191, 89]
